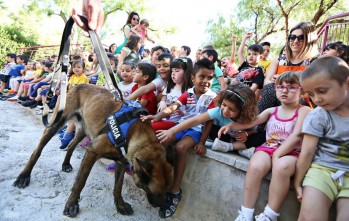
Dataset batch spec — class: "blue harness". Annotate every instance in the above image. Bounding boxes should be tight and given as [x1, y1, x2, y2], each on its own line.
[104, 101, 148, 153]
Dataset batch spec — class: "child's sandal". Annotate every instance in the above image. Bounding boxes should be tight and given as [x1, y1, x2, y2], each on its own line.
[159, 189, 182, 218]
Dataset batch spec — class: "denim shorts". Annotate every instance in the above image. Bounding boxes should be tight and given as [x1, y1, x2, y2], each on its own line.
[175, 129, 202, 144]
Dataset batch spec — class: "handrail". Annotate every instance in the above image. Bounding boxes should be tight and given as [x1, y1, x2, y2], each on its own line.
[317, 12, 349, 36]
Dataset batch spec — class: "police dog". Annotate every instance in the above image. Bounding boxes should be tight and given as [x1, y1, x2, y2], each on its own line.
[13, 84, 174, 217]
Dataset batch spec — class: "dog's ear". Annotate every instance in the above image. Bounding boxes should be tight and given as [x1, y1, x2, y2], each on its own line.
[165, 145, 175, 167]
[136, 157, 153, 175]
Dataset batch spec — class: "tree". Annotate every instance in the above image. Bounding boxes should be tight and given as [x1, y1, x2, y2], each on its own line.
[206, 0, 347, 57]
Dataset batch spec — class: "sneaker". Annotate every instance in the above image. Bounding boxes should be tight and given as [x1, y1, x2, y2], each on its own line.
[18, 96, 29, 101]
[255, 213, 272, 221]
[7, 95, 19, 101]
[79, 137, 91, 148]
[238, 147, 255, 159]
[235, 210, 248, 221]
[36, 110, 43, 115]
[35, 105, 43, 110]
[48, 109, 54, 113]
[211, 138, 231, 152]
[21, 99, 37, 107]
[159, 189, 182, 218]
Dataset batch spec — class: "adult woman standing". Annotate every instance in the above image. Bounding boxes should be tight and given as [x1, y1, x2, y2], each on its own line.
[115, 12, 140, 54]
[258, 22, 317, 115]
[116, 34, 142, 75]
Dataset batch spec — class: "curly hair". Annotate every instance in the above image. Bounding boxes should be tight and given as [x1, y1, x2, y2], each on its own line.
[215, 84, 258, 124]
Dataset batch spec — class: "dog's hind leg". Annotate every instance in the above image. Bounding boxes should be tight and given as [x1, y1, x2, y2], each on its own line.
[13, 120, 66, 188]
[114, 160, 134, 215]
[62, 129, 86, 173]
[63, 148, 98, 217]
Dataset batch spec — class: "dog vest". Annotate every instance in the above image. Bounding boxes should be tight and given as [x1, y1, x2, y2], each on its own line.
[101, 101, 148, 154]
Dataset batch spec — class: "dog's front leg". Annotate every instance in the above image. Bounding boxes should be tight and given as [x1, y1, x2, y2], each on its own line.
[114, 161, 134, 215]
[63, 149, 98, 217]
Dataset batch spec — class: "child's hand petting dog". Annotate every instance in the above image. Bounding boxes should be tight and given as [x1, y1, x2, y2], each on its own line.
[156, 129, 174, 143]
[140, 115, 155, 122]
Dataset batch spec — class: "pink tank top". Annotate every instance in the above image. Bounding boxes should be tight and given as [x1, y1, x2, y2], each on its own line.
[263, 106, 301, 151]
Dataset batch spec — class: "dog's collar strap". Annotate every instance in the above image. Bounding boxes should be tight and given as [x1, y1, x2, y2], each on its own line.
[104, 102, 149, 154]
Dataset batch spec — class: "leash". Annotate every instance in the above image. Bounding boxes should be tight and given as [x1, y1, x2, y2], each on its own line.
[42, 15, 123, 127]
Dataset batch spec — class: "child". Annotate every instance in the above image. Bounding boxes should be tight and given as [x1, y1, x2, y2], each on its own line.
[0, 53, 17, 95]
[258, 42, 271, 75]
[126, 52, 173, 102]
[117, 61, 136, 98]
[131, 62, 157, 114]
[59, 61, 89, 151]
[153, 57, 194, 131]
[130, 18, 155, 55]
[221, 35, 239, 79]
[220, 72, 311, 221]
[141, 58, 217, 218]
[96, 52, 119, 86]
[294, 56, 349, 221]
[201, 48, 227, 93]
[236, 32, 264, 94]
[321, 41, 349, 63]
[156, 84, 259, 155]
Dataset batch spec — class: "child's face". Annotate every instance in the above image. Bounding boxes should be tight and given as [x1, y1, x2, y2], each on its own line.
[246, 49, 261, 66]
[191, 68, 214, 95]
[200, 52, 212, 62]
[73, 63, 84, 76]
[16, 57, 24, 64]
[109, 58, 116, 70]
[220, 99, 241, 120]
[133, 67, 146, 84]
[6, 56, 14, 62]
[121, 64, 134, 82]
[36, 62, 42, 70]
[141, 23, 148, 30]
[275, 82, 302, 104]
[27, 62, 35, 70]
[301, 74, 349, 112]
[322, 48, 340, 57]
[157, 58, 171, 81]
[262, 45, 271, 59]
[151, 49, 164, 64]
[171, 67, 184, 85]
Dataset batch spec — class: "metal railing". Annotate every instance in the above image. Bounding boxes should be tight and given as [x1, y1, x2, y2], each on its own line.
[317, 12, 349, 54]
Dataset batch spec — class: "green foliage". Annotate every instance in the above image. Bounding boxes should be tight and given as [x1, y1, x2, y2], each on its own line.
[0, 27, 25, 67]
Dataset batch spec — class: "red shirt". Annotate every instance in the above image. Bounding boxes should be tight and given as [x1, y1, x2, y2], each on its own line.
[131, 84, 157, 115]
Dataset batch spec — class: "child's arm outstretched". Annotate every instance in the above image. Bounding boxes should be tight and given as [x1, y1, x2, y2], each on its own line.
[294, 134, 319, 202]
[126, 82, 156, 101]
[237, 32, 253, 67]
[156, 112, 212, 143]
[141, 102, 180, 122]
[272, 106, 311, 161]
[218, 107, 274, 137]
[230, 34, 237, 64]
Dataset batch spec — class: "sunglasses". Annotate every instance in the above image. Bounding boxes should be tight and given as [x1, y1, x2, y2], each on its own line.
[132, 17, 139, 21]
[288, 34, 305, 42]
[274, 85, 301, 92]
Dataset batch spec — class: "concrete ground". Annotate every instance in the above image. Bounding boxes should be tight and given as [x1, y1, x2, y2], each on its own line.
[0, 101, 178, 221]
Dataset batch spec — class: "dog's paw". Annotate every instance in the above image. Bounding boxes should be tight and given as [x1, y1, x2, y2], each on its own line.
[63, 202, 80, 217]
[62, 164, 73, 173]
[116, 202, 134, 215]
[13, 175, 31, 188]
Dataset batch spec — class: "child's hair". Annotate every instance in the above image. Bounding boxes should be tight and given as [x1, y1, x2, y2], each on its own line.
[143, 48, 150, 55]
[140, 19, 149, 27]
[216, 84, 258, 124]
[109, 43, 116, 53]
[194, 58, 215, 74]
[201, 49, 218, 63]
[248, 44, 264, 54]
[122, 61, 137, 69]
[286, 21, 316, 59]
[181, 46, 191, 56]
[7, 53, 16, 59]
[157, 53, 174, 62]
[260, 42, 271, 47]
[166, 57, 194, 94]
[275, 71, 301, 86]
[137, 63, 157, 84]
[72, 55, 81, 61]
[151, 45, 166, 55]
[301, 56, 349, 86]
[106, 52, 118, 67]
[18, 55, 29, 65]
[68, 60, 85, 77]
[125, 35, 142, 50]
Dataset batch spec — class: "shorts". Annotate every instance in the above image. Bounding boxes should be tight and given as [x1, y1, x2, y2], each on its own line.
[255, 146, 299, 157]
[175, 129, 202, 144]
[303, 163, 349, 201]
[0, 74, 11, 83]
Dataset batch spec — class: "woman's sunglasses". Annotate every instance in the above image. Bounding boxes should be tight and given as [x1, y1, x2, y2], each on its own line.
[288, 34, 305, 42]
[132, 17, 139, 22]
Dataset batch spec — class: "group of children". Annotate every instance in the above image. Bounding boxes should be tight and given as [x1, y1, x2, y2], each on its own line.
[1, 31, 349, 220]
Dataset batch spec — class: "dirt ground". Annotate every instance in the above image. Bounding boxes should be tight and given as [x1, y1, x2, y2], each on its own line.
[0, 101, 173, 221]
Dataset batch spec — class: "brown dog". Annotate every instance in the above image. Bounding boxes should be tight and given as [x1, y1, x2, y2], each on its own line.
[13, 84, 174, 217]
